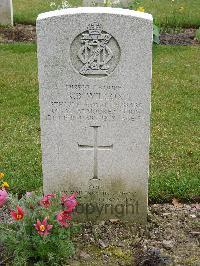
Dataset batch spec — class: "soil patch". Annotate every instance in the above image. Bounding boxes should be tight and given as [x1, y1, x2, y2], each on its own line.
[0, 24, 36, 43]
[0, 24, 200, 46]
[69, 203, 200, 265]
[160, 28, 200, 46]
[0, 203, 199, 265]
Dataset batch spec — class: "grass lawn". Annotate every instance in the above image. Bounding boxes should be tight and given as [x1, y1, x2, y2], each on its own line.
[0, 43, 199, 202]
[131, 0, 200, 28]
[13, 0, 200, 28]
[13, 0, 81, 25]
[150, 45, 199, 202]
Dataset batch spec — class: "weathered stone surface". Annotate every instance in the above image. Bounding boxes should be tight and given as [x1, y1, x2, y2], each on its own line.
[37, 7, 153, 222]
[0, 0, 13, 26]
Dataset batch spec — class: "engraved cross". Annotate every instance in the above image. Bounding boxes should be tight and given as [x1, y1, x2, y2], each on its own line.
[78, 126, 113, 180]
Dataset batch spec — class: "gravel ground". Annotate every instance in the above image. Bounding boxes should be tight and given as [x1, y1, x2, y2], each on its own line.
[70, 202, 200, 265]
[160, 28, 200, 46]
[0, 25, 200, 46]
[0, 24, 36, 43]
[0, 202, 199, 265]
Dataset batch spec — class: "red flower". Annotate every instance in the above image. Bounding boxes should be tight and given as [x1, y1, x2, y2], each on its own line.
[10, 206, 24, 221]
[39, 194, 56, 208]
[61, 192, 78, 212]
[0, 188, 8, 208]
[34, 217, 53, 236]
[56, 210, 72, 228]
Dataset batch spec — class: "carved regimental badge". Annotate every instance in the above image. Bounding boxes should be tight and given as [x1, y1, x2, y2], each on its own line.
[70, 22, 121, 77]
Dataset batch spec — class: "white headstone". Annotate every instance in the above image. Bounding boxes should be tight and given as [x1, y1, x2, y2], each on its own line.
[37, 7, 153, 223]
[0, 0, 13, 26]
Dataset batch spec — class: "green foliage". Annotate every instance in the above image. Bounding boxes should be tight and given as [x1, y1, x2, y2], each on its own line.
[129, 0, 200, 28]
[12, 0, 200, 27]
[153, 24, 160, 44]
[13, 0, 81, 25]
[195, 27, 200, 41]
[0, 192, 76, 265]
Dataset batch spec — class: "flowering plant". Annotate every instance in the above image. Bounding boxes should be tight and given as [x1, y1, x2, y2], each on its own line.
[0, 188, 8, 208]
[0, 172, 9, 189]
[0, 189, 78, 265]
[50, 0, 71, 10]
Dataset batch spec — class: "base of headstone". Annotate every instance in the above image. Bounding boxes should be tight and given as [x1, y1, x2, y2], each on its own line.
[67, 189, 147, 223]
[0, 0, 13, 26]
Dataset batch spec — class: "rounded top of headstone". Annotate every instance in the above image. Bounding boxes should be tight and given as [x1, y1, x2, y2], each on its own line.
[37, 7, 153, 22]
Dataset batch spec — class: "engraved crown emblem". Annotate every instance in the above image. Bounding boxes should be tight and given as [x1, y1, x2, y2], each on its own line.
[87, 22, 102, 35]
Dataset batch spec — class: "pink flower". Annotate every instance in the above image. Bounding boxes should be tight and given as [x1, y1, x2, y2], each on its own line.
[26, 192, 32, 197]
[0, 188, 8, 208]
[34, 217, 53, 236]
[56, 210, 72, 228]
[61, 192, 78, 212]
[39, 194, 56, 208]
[10, 206, 24, 221]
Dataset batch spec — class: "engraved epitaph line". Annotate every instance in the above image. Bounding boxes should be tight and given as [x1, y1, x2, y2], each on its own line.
[78, 126, 113, 180]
